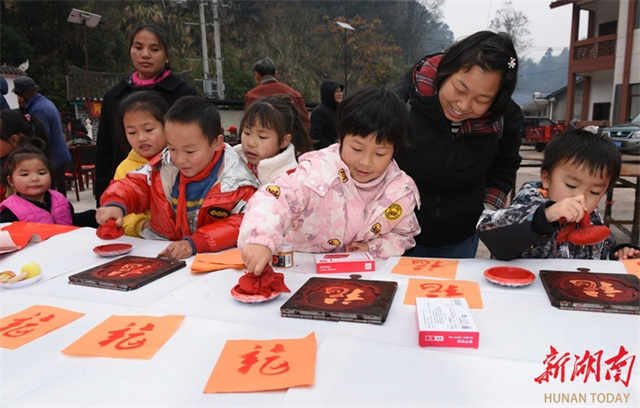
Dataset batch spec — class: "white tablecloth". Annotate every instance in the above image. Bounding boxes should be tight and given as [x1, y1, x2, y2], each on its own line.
[1, 228, 638, 407]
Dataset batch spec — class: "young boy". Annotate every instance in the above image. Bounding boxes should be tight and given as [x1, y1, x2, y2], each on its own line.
[96, 96, 259, 259]
[238, 87, 421, 275]
[477, 129, 640, 261]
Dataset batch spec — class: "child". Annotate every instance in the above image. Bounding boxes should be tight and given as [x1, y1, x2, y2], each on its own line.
[238, 87, 422, 275]
[234, 95, 313, 184]
[477, 129, 640, 260]
[96, 96, 259, 260]
[113, 91, 169, 237]
[1, 109, 50, 202]
[0, 143, 98, 227]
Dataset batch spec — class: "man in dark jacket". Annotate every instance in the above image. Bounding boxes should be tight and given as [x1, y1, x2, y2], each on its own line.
[311, 80, 343, 150]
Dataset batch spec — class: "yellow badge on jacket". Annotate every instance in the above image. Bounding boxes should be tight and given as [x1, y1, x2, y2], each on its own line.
[385, 204, 402, 221]
[265, 185, 281, 199]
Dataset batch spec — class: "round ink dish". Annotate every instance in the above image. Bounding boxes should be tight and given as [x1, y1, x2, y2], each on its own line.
[93, 243, 133, 257]
[230, 285, 280, 304]
[484, 266, 535, 288]
[0, 273, 42, 289]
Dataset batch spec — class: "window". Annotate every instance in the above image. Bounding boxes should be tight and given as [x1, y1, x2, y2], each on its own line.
[592, 103, 611, 121]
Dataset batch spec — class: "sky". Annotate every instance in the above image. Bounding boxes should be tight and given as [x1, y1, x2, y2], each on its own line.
[441, 0, 574, 62]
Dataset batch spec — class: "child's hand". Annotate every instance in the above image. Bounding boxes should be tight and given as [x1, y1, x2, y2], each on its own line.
[96, 207, 124, 226]
[614, 246, 640, 260]
[241, 244, 273, 276]
[158, 240, 193, 260]
[545, 195, 586, 224]
[346, 241, 370, 253]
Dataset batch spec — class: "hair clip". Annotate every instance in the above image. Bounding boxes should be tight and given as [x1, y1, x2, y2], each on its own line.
[507, 57, 517, 69]
[24, 114, 31, 122]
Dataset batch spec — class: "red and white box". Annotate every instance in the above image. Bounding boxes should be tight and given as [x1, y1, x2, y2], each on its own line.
[416, 297, 479, 349]
[314, 252, 376, 274]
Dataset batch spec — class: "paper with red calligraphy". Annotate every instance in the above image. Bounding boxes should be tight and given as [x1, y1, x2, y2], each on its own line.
[191, 249, 245, 273]
[204, 332, 316, 393]
[0, 305, 85, 349]
[621, 259, 640, 279]
[391, 257, 458, 279]
[62, 315, 184, 359]
[404, 278, 483, 308]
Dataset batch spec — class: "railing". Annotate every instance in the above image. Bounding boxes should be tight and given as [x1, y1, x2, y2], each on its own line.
[573, 34, 617, 61]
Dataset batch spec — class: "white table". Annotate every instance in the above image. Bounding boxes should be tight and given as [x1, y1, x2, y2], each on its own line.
[1, 228, 638, 407]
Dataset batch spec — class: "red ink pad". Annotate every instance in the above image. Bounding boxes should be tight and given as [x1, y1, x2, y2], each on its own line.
[93, 243, 133, 257]
[230, 284, 280, 304]
[484, 266, 535, 288]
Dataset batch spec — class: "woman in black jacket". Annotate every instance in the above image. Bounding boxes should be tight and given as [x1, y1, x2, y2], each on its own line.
[311, 80, 343, 150]
[393, 31, 523, 258]
[94, 24, 198, 206]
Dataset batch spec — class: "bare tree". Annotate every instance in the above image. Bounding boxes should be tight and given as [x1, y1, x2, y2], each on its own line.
[489, 0, 533, 59]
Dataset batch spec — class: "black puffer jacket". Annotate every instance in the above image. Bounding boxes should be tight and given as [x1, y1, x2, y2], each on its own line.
[95, 73, 198, 206]
[311, 80, 342, 149]
[393, 58, 523, 247]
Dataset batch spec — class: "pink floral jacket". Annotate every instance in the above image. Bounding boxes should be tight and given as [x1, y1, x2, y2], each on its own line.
[238, 144, 421, 258]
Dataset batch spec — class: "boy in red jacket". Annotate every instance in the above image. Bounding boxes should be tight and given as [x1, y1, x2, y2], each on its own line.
[96, 96, 259, 259]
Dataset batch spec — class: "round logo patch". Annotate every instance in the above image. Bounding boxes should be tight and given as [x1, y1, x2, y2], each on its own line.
[327, 239, 341, 247]
[338, 168, 349, 183]
[265, 185, 281, 199]
[370, 222, 382, 235]
[384, 203, 402, 220]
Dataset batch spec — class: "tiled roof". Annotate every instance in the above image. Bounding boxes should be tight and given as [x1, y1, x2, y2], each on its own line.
[0, 66, 27, 76]
[65, 66, 203, 101]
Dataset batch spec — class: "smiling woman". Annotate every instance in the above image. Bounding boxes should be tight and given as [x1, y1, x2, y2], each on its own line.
[94, 24, 198, 207]
[393, 31, 524, 259]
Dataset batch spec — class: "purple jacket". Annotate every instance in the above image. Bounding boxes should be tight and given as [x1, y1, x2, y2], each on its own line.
[0, 190, 73, 225]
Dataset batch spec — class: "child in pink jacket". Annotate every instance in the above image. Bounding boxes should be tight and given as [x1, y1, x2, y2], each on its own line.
[238, 87, 421, 275]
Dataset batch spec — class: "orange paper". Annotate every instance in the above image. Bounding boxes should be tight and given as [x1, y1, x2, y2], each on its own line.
[621, 259, 640, 279]
[1, 222, 79, 250]
[404, 278, 483, 308]
[392, 257, 459, 279]
[204, 332, 316, 393]
[62, 315, 184, 359]
[0, 305, 85, 349]
[191, 249, 245, 273]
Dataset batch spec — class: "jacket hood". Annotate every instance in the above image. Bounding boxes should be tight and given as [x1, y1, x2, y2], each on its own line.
[320, 80, 343, 110]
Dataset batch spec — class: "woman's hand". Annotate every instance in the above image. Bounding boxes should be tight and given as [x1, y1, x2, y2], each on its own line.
[346, 241, 370, 253]
[241, 244, 273, 276]
[158, 240, 193, 260]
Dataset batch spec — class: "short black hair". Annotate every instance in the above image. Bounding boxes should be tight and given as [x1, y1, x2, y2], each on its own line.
[337, 87, 408, 155]
[254, 57, 276, 77]
[435, 31, 518, 122]
[541, 129, 621, 192]
[129, 24, 171, 70]
[164, 95, 221, 145]
[115, 91, 169, 152]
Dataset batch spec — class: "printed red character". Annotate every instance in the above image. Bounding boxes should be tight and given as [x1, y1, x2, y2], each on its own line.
[534, 346, 571, 384]
[98, 322, 154, 350]
[604, 346, 636, 387]
[570, 349, 603, 383]
[0, 313, 55, 338]
[419, 283, 463, 298]
[237, 344, 291, 376]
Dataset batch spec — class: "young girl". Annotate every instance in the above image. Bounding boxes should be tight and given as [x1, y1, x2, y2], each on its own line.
[1, 109, 49, 202]
[234, 95, 313, 184]
[0, 142, 97, 227]
[113, 91, 169, 237]
[238, 87, 421, 275]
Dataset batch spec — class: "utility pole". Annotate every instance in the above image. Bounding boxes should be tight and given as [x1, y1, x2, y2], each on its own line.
[198, 0, 212, 96]
[211, 0, 224, 99]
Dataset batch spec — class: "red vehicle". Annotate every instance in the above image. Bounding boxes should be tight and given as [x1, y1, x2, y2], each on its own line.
[520, 117, 569, 152]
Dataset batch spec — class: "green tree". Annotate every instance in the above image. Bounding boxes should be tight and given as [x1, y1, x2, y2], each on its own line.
[489, 0, 533, 60]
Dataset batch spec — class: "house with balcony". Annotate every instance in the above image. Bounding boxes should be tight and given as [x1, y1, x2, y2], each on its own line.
[550, 0, 639, 126]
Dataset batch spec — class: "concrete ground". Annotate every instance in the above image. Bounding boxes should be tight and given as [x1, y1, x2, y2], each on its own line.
[73, 146, 639, 258]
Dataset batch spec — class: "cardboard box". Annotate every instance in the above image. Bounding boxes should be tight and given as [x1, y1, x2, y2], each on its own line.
[314, 252, 376, 274]
[416, 297, 479, 349]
